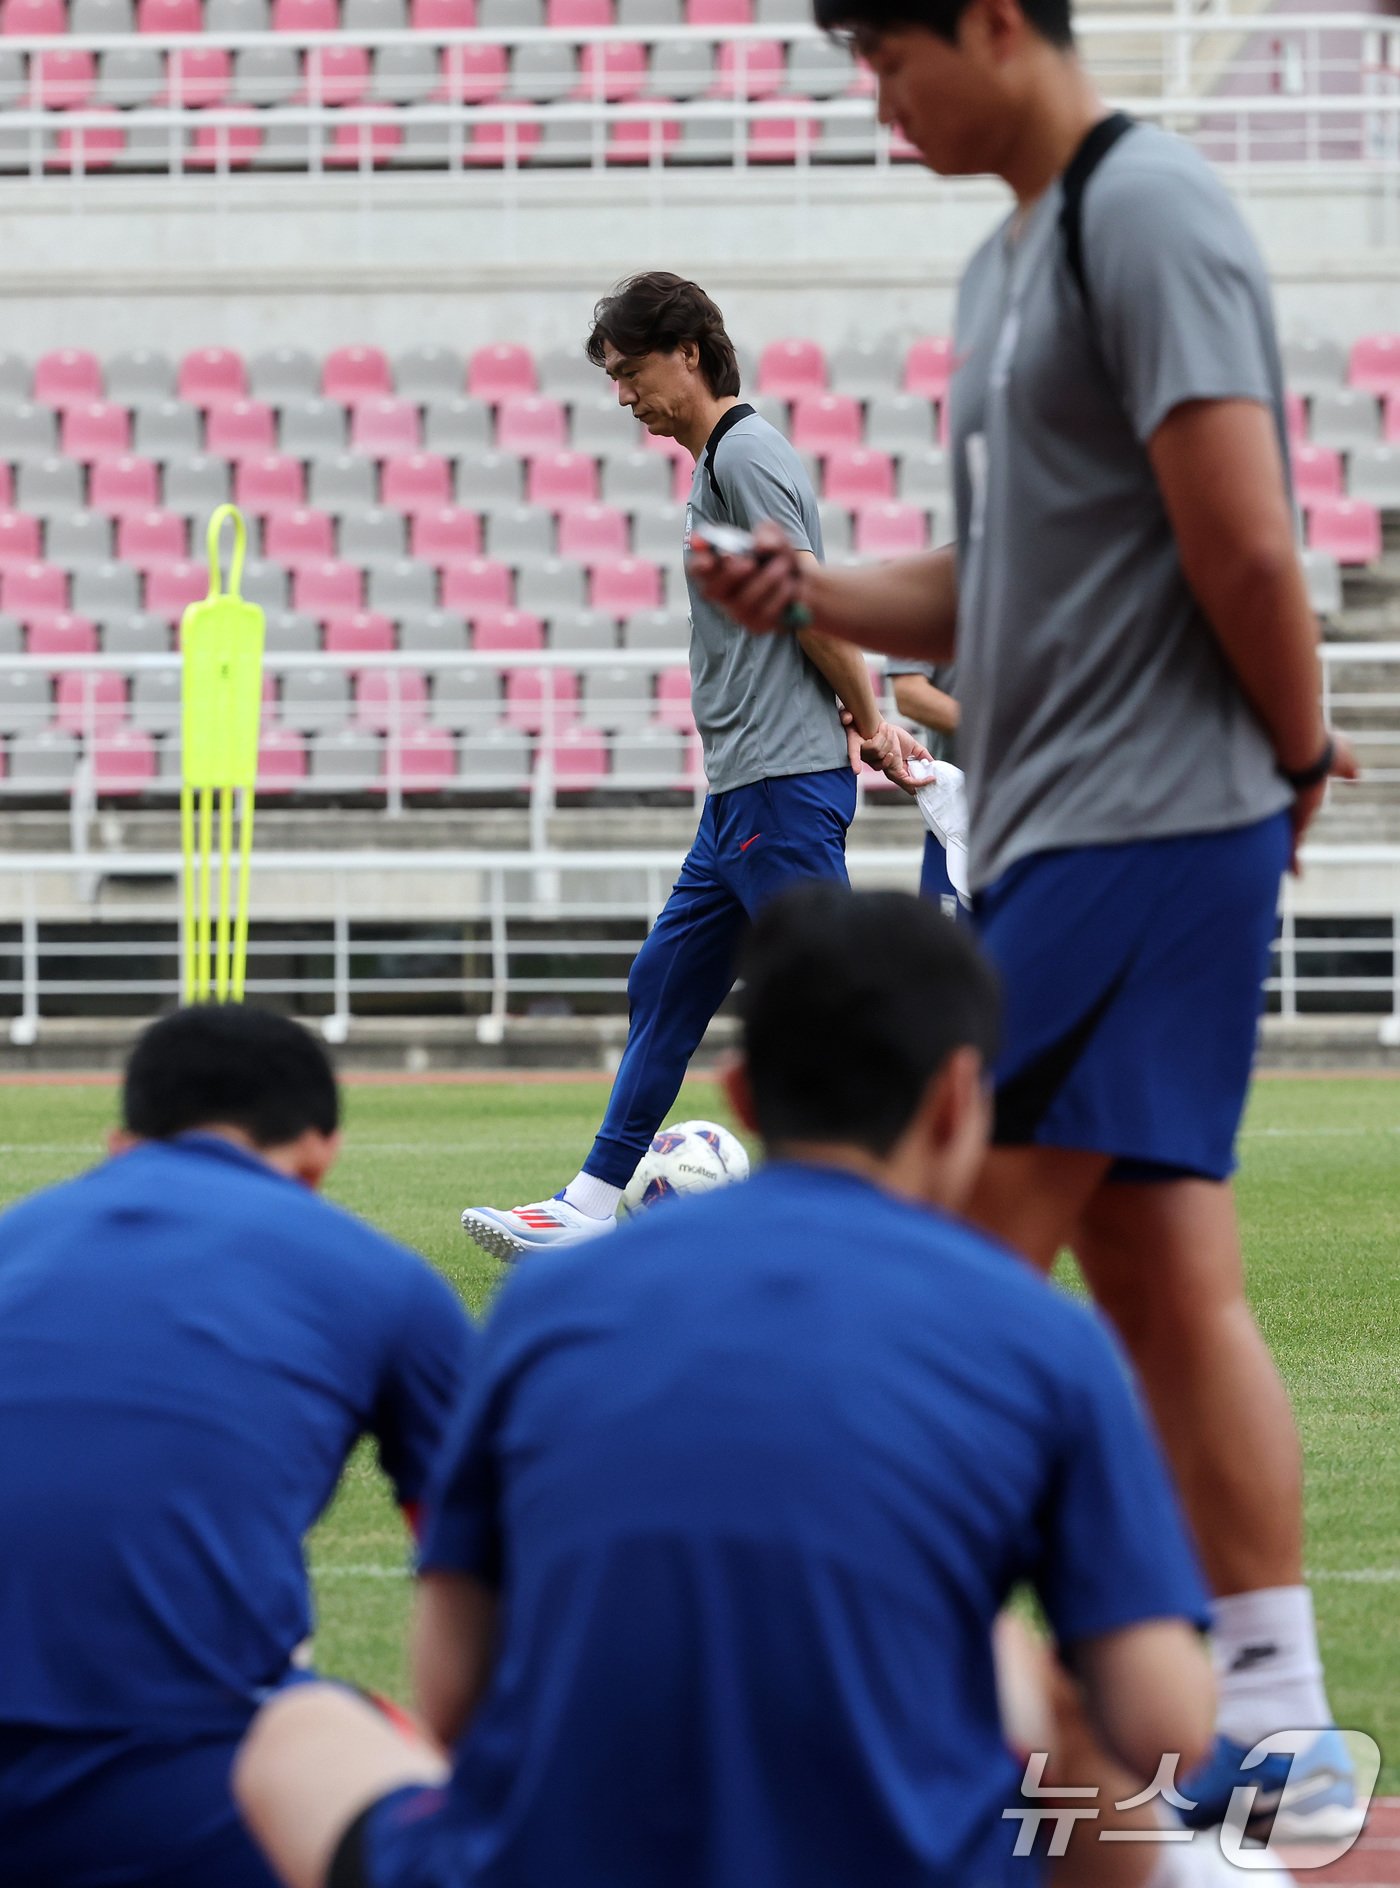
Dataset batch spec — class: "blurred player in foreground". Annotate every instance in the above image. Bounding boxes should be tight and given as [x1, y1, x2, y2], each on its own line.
[0, 1007, 475, 1888]
[689, 0, 1358, 1829]
[238, 886, 1216, 1888]
[459, 271, 927, 1261]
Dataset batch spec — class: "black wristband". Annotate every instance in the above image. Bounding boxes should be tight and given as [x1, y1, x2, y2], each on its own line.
[1281, 737, 1335, 793]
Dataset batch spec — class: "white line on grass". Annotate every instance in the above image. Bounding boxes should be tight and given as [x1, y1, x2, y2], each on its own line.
[308, 1564, 1400, 1584]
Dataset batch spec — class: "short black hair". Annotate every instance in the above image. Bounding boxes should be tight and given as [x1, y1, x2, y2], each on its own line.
[585, 272, 742, 399]
[123, 1006, 340, 1146]
[814, 0, 1073, 51]
[737, 884, 1000, 1157]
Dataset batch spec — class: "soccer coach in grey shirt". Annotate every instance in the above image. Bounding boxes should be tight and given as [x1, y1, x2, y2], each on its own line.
[692, 0, 1361, 1839]
[461, 272, 928, 1262]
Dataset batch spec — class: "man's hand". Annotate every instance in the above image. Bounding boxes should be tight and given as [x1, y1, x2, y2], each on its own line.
[1289, 731, 1359, 873]
[840, 710, 932, 795]
[688, 521, 806, 635]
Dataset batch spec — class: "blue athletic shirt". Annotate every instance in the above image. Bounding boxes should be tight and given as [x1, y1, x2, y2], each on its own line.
[420, 1163, 1207, 1888]
[0, 1133, 476, 1734]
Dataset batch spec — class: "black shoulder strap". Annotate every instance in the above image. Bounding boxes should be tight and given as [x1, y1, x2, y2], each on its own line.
[1059, 111, 1136, 318]
[702, 401, 756, 518]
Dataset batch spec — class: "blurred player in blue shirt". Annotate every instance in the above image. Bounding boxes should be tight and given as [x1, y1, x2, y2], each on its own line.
[0, 1006, 476, 1888]
[236, 887, 1212, 1888]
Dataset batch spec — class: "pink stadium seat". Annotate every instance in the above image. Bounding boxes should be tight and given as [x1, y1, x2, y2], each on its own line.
[823, 447, 894, 507]
[206, 401, 277, 460]
[504, 666, 579, 734]
[466, 111, 542, 166]
[790, 393, 862, 455]
[757, 338, 827, 399]
[1291, 443, 1343, 507]
[529, 452, 599, 512]
[138, 0, 203, 29]
[164, 47, 232, 108]
[1, 0, 64, 31]
[351, 399, 421, 456]
[578, 40, 646, 101]
[326, 116, 404, 169]
[355, 667, 429, 732]
[558, 504, 629, 566]
[654, 665, 693, 732]
[389, 724, 455, 788]
[302, 44, 371, 108]
[0, 467, 13, 508]
[256, 726, 308, 792]
[34, 352, 103, 412]
[382, 454, 452, 513]
[235, 455, 306, 515]
[179, 348, 248, 410]
[472, 609, 543, 652]
[713, 39, 783, 99]
[92, 457, 160, 517]
[470, 344, 538, 403]
[1307, 497, 1381, 566]
[33, 49, 96, 110]
[904, 337, 955, 401]
[188, 114, 263, 169]
[748, 108, 817, 164]
[294, 560, 364, 619]
[591, 557, 660, 614]
[0, 512, 41, 568]
[48, 113, 127, 172]
[323, 346, 392, 407]
[551, 0, 610, 19]
[55, 670, 126, 736]
[62, 403, 131, 463]
[671, 456, 694, 503]
[94, 728, 157, 796]
[410, 506, 484, 567]
[28, 614, 98, 656]
[1349, 334, 1400, 399]
[688, 0, 749, 21]
[118, 510, 189, 569]
[1285, 389, 1308, 446]
[496, 396, 567, 456]
[413, 0, 474, 24]
[325, 613, 396, 655]
[265, 508, 336, 568]
[606, 118, 680, 164]
[146, 561, 207, 617]
[854, 502, 929, 557]
[273, 0, 337, 27]
[434, 43, 507, 104]
[3, 563, 68, 623]
[441, 558, 513, 615]
[550, 724, 609, 786]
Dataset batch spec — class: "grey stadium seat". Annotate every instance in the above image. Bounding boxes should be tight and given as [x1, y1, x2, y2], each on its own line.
[602, 452, 672, 510]
[280, 399, 349, 461]
[815, 117, 877, 162]
[0, 614, 21, 657]
[1309, 387, 1381, 452]
[8, 729, 77, 789]
[1347, 444, 1400, 509]
[281, 668, 352, 734]
[530, 121, 594, 167]
[817, 502, 852, 559]
[0, 353, 30, 402]
[645, 42, 715, 100]
[423, 398, 493, 458]
[479, 0, 544, 26]
[749, 394, 789, 434]
[134, 403, 202, 461]
[367, 560, 438, 619]
[617, 0, 681, 23]
[486, 507, 555, 566]
[107, 349, 176, 410]
[456, 726, 532, 786]
[97, 47, 163, 108]
[866, 393, 936, 456]
[622, 608, 688, 650]
[829, 340, 902, 402]
[571, 397, 642, 456]
[341, 508, 407, 568]
[309, 730, 381, 791]
[783, 37, 856, 95]
[263, 611, 321, 654]
[373, 43, 438, 104]
[0, 670, 53, 736]
[0, 404, 58, 463]
[669, 116, 744, 164]
[581, 664, 654, 732]
[515, 559, 587, 617]
[1281, 335, 1347, 396]
[431, 669, 500, 730]
[394, 347, 465, 404]
[233, 45, 301, 107]
[46, 511, 114, 570]
[611, 724, 684, 784]
[898, 448, 952, 506]
[73, 562, 142, 620]
[537, 348, 601, 404]
[309, 456, 378, 514]
[74, 0, 135, 32]
[455, 453, 525, 514]
[251, 121, 321, 172]
[631, 505, 686, 567]
[0, 52, 22, 113]
[207, 0, 271, 29]
[102, 615, 171, 656]
[241, 561, 291, 614]
[1301, 549, 1341, 618]
[17, 458, 84, 517]
[130, 670, 182, 734]
[344, 0, 407, 23]
[249, 347, 320, 407]
[164, 455, 232, 518]
[756, 0, 807, 17]
[400, 611, 469, 653]
[548, 609, 617, 652]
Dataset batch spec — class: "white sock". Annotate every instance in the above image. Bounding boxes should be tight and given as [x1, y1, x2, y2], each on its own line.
[1211, 1585, 1331, 1745]
[561, 1171, 623, 1220]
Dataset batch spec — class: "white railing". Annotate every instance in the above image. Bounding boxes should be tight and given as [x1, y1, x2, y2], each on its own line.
[0, 13, 1396, 179]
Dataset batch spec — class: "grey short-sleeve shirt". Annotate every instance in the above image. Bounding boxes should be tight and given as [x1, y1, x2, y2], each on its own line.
[684, 408, 848, 795]
[948, 125, 1293, 892]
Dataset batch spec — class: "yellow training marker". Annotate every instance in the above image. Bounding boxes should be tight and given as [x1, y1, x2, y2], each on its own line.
[180, 505, 265, 1004]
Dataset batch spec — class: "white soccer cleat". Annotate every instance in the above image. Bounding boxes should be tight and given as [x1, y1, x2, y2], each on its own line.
[459, 1193, 616, 1263]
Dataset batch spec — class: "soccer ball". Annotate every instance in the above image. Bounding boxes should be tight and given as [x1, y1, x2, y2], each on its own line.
[621, 1119, 751, 1216]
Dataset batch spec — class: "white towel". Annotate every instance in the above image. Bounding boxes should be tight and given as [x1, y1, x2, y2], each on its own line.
[908, 759, 971, 905]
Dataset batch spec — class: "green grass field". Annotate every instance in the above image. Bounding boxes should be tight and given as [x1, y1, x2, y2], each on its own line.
[1, 1072, 1396, 1787]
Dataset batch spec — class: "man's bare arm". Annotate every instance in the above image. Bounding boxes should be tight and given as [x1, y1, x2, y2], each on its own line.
[411, 1571, 498, 1748]
[891, 673, 960, 738]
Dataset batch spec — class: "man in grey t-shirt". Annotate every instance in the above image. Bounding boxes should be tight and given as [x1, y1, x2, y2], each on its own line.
[692, 0, 1358, 1839]
[461, 272, 926, 1261]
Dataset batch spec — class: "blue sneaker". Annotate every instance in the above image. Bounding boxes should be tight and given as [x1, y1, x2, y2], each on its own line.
[460, 1192, 615, 1262]
[1179, 1729, 1361, 1841]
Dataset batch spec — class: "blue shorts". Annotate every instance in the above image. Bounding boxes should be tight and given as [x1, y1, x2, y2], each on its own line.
[973, 812, 1290, 1182]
